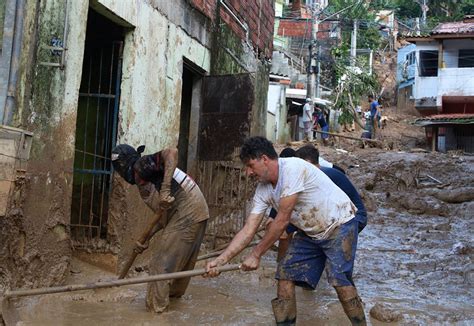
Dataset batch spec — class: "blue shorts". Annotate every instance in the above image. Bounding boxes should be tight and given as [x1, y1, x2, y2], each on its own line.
[276, 218, 358, 289]
[355, 214, 367, 233]
[321, 125, 329, 139]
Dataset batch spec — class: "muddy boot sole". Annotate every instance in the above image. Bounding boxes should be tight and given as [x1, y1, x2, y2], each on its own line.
[271, 297, 296, 326]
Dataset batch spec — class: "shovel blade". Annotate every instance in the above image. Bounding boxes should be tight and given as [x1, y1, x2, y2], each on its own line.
[1, 297, 20, 326]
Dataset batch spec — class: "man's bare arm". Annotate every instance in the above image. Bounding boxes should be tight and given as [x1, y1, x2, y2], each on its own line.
[251, 194, 298, 259]
[210, 212, 264, 265]
[159, 148, 178, 191]
[157, 148, 178, 207]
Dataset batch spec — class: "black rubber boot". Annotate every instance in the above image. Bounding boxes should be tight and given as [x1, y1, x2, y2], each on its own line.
[271, 297, 296, 326]
[335, 286, 367, 326]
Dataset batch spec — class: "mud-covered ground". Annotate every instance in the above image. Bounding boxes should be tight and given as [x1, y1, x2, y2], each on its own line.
[10, 111, 474, 325]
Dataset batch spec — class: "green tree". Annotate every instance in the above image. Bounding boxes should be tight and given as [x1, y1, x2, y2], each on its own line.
[395, 0, 474, 21]
[395, 0, 422, 19]
[330, 46, 380, 128]
[327, 1, 382, 50]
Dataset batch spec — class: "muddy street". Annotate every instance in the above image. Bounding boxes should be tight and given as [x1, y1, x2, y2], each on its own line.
[2, 0, 474, 325]
[10, 147, 473, 325]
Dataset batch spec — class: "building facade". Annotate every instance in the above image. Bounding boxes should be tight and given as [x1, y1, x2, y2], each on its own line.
[0, 0, 275, 291]
[407, 17, 474, 153]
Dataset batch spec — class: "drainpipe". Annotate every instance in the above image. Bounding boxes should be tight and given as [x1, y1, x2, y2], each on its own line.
[219, 0, 249, 43]
[3, 0, 26, 125]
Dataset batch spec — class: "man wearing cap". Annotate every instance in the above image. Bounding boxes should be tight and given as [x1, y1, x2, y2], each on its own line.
[111, 144, 209, 313]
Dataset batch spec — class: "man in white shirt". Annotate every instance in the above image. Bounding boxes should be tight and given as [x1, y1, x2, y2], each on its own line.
[302, 98, 314, 141]
[204, 137, 366, 325]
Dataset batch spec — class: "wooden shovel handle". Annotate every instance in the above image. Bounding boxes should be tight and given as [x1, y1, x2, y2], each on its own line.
[4, 264, 241, 299]
[118, 208, 167, 279]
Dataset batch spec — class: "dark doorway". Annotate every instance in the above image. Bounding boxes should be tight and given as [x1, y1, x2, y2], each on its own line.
[70, 9, 124, 245]
[178, 61, 204, 172]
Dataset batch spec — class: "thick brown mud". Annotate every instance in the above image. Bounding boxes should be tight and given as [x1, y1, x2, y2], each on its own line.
[12, 145, 474, 325]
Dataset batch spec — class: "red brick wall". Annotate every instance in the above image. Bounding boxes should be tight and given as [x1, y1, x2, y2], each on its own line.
[189, 0, 218, 20]
[278, 20, 311, 38]
[277, 20, 334, 40]
[189, 0, 275, 58]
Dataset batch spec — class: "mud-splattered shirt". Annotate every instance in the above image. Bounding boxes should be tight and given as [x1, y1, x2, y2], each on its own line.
[251, 157, 356, 239]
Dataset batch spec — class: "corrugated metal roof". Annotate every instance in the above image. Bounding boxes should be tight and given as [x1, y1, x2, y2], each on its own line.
[414, 114, 474, 126]
[431, 21, 474, 35]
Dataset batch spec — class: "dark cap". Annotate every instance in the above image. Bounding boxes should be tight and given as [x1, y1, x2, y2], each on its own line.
[111, 144, 145, 184]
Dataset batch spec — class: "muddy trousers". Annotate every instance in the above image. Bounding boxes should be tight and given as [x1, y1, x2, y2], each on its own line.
[146, 220, 207, 313]
[335, 286, 366, 326]
[303, 121, 313, 141]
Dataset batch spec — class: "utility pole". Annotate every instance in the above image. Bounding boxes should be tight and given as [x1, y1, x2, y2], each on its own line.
[350, 19, 358, 66]
[307, 6, 318, 100]
[316, 45, 321, 98]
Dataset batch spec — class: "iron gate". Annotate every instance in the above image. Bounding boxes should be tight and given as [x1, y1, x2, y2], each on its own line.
[70, 41, 123, 246]
[195, 150, 256, 246]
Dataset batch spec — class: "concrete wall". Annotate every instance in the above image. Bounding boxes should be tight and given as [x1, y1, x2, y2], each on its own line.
[437, 68, 474, 105]
[267, 84, 280, 141]
[267, 83, 290, 143]
[1, 0, 88, 292]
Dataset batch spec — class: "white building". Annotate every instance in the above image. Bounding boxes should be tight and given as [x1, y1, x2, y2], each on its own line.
[407, 16, 474, 153]
[406, 17, 474, 116]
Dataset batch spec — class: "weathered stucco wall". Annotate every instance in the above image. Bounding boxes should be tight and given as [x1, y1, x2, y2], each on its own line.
[97, 0, 212, 149]
[0, 0, 88, 294]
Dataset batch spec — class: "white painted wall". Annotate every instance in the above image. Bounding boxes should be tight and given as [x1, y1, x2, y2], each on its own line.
[437, 68, 474, 105]
[413, 40, 474, 105]
[267, 84, 281, 141]
[414, 42, 438, 100]
[414, 77, 439, 99]
[98, 0, 211, 153]
[266, 113, 276, 141]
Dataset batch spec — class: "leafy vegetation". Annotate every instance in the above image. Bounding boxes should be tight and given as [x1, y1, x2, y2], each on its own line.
[330, 50, 379, 128]
[324, 0, 473, 126]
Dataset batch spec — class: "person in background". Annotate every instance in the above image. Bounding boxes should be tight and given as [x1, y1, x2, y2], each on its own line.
[315, 106, 329, 145]
[303, 98, 314, 141]
[295, 144, 367, 233]
[282, 147, 345, 174]
[368, 95, 381, 139]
